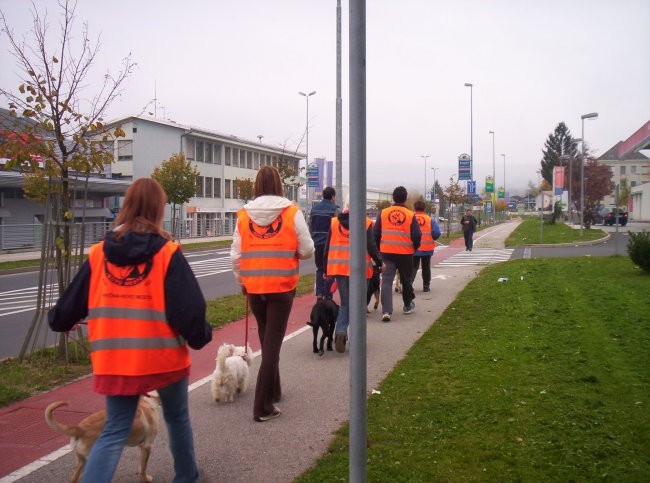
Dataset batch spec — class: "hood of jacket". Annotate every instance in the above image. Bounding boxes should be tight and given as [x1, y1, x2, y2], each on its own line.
[243, 195, 294, 226]
[103, 231, 168, 266]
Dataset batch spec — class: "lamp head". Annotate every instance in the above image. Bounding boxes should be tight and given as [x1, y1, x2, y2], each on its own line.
[489, 130, 494, 134]
[581, 112, 598, 120]
[464, 82, 473, 87]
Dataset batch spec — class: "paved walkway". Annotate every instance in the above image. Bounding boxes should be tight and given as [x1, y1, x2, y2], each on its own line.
[0, 221, 521, 482]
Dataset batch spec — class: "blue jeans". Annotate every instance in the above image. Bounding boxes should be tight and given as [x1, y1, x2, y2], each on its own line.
[82, 377, 198, 483]
[334, 275, 350, 336]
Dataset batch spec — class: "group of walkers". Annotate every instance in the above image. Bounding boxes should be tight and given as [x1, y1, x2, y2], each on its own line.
[46, 166, 470, 481]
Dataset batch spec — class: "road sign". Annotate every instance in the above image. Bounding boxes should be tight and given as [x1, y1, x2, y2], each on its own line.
[458, 154, 471, 181]
[467, 180, 476, 194]
[307, 164, 319, 188]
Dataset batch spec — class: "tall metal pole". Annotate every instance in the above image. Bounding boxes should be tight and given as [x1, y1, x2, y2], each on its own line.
[502, 153, 506, 200]
[349, 0, 367, 481]
[299, 91, 316, 211]
[421, 155, 429, 199]
[336, 0, 342, 197]
[489, 130, 495, 223]
[464, 83, 473, 180]
[431, 167, 439, 218]
[580, 112, 598, 236]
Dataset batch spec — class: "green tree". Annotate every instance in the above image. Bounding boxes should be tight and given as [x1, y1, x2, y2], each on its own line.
[540, 122, 578, 185]
[0, 1, 133, 359]
[151, 153, 200, 239]
[236, 177, 254, 202]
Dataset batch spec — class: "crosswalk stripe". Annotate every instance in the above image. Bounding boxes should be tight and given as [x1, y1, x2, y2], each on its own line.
[436, 248, 514, 267]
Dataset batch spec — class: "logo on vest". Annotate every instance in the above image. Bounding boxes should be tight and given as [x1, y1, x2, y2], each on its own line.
[388, 209, 407, 226]
[417, 216, 426, 228]
[104, 259, 152, 286]
[249, 215, 283, 239]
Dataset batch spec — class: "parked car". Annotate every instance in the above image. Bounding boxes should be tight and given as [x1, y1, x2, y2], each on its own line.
[602, 207, 628, 226]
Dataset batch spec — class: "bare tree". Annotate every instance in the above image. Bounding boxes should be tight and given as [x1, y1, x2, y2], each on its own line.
[0, 0, 134, 359]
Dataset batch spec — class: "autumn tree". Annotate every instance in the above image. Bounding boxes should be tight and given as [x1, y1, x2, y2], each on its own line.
[236, 177, 254, 202]
[442, 177, 465, 234]
[0, 1, 134, 359]
[540, 122, 578, 185]
[151, 153, 200, 239]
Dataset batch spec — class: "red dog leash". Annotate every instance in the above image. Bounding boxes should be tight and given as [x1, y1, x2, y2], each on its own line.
[244, 295, 249, 350]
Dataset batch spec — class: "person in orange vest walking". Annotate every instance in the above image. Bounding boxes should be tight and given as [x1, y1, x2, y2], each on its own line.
[373, 186, 421, 322]
[48, 178, 213, 483]
[231, 165, 314, 422]
[323, 195, 382, 352]
[412, 200, 441, 292]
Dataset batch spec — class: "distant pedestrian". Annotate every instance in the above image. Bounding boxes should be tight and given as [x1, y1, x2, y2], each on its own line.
[231, 165, 314, 422]
[309, 187, 339, 300]
[461, 208, 478, 251]
[48, 177, 213, 483]
[411, 200, 441, 292]
[323, 195, 382, 352]
[373, 186, 421, 322]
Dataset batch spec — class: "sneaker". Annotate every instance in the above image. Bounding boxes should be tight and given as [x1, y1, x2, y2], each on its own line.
[403, 301, 416, 314]
[334, 333, 347, 353]
[254, 406, 281, 422]
[381, 313, 391, 322]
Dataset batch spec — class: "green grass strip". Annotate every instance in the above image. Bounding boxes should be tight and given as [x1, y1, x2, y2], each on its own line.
[506, 217, 605, 246]
[297, 257, 650, 482]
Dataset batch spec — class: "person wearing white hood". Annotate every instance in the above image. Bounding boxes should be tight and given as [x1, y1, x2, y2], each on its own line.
[231, 165, 314, 422]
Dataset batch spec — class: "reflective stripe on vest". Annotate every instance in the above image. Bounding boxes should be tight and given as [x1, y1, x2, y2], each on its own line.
[238, 204, 300, 293]
[87, 240, 191, 377]
[415, 212, 435, 252]
[327, 217, 373, 278]
[380, 206, 415, 254]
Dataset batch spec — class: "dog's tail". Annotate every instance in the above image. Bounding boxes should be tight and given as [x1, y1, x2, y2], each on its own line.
[44, 401, 84, 438]
[216, 343, 233, 373]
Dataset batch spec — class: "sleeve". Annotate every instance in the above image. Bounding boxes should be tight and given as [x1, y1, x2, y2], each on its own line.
[230, 220, 242, 285]
[47, 261, 91, 332]
[366, 225, 382, 265]
[294, 209, 315, 259]
[373, 212, 382, 248]
[165, 250, 213, 350]
[431, 220, 441, 240]
[410, 215, 422, 251]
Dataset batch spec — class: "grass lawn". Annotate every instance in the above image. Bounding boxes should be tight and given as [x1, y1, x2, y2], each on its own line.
[506, 216, 605, 246]
[297, 257, 650, 482]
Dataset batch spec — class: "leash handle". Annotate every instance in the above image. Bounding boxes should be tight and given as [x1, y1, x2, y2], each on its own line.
[244, 295, 249, 351]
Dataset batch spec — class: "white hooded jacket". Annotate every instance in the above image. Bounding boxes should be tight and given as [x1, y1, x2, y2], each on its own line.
[230, 195, 314, 285]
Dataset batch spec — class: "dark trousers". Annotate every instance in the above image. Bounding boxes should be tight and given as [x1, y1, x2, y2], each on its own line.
[314, 245, 334, 297]
[248, 291, 294, 418]
[412, 255, 431, 287]
[463, 229, 474, 250]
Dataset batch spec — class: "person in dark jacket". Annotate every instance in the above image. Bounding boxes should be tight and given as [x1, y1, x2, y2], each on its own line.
[460, 208, 478, 251]
[309, 187, 339, 299]
[48, 178, 212, 483]
[373, 186, 421, 322]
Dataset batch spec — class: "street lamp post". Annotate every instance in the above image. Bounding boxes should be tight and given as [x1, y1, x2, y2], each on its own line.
[501, 153, 506, 218]
[567, 137, 581, 225]
[298, 90, 316, 210]
[464, 83, 473, 180]
[580, 112, 598, 236]
[431, 167, 439, 218]
[489, 130, 495, 223]
[421, 155, 430, 200]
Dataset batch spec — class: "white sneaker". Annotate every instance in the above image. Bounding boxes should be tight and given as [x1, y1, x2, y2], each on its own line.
[381, 313, 391, 322]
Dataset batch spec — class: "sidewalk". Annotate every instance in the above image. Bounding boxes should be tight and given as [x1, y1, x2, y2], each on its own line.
[0, 221, 521, 482]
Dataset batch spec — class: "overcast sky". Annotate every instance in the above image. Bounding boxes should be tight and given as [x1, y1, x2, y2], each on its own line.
[1, 0, 649, 195]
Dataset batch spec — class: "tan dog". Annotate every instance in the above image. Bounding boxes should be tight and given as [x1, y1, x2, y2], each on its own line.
[44, 396, 159, 483]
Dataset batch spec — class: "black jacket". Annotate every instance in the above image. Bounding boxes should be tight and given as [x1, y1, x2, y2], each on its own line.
[48, 231, 212, 350]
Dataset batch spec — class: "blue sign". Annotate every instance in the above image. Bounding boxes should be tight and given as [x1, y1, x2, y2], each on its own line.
[467, 180, 476, 194]
[458, 154, 471, 181]
[307, 165, 319, 188]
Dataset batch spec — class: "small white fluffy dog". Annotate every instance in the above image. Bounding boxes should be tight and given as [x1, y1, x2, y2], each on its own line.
[211, 343, 252, 403]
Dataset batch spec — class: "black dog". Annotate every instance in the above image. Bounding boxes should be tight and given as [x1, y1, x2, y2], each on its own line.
[309, 298, 339, 356]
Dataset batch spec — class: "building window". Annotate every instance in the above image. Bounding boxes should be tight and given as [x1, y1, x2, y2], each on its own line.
[225, 179, 231, 198]
[132, 127, 137, 133]
[247, 151, 252, 169]
[225, 147, 231, 166]
[233, 179, 239, 199]
[631, 165, 637, 174]
[214, 144, 222, 165]
[214, 178, 221, 198]
[205, 143, 213, 164]
[196, 141, 204, 162]
[631, 181, 637, 187]
[253, 152, 260, 170]
[117, 140, 133, 160]
[205, 176, 213, 197]
[185, 138, 195, 160]
[240, 150, 246, 168]
[232, 148, 239, 168]
[196, 176, 204, 197]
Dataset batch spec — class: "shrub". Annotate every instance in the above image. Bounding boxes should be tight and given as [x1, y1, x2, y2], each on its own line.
[627, 230, 650, 273]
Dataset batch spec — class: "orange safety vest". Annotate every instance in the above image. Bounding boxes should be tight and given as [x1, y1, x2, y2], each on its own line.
[238, 204, 300, 294]
[415, 212, 436, 252]
[87, 240, 191, 377]
[379, 205, 416, 255]
[327, 217, 374, 278]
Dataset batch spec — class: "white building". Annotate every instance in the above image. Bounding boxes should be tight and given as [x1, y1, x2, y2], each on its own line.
[103, 115, 304, 235]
